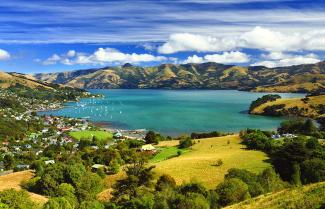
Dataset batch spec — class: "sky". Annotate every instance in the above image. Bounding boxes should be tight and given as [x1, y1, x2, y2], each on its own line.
[0, 0, 325, 73]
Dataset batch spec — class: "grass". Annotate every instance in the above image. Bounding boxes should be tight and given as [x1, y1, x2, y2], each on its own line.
[152, 135, 271, 189]
[225, 181, 325, 209]
[0, 170, 48, 205]
[68, 130, 113, 141]
[149, 146, 188, 163]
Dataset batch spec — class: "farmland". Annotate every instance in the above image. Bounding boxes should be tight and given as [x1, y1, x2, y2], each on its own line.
[152, 135, 271, 189]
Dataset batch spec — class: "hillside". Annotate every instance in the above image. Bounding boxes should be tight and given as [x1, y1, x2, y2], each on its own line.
[152, 135, 270, 189]
[33, 61, 325, 93]
[225, 181, 325, 209]
[250, 94, 325, 119]
[0, 170, 48, 204]
[0, 71, 53, 89]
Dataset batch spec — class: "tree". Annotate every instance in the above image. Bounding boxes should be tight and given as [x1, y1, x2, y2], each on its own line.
[258, 168, 285, 193]
[112, 153, 154, 204]
[225, 168, 264, 197]
[272, 140, 310, 182]
[43, 197, 73, 209]
[306, 137, 319, 149]
[55, 183, 77, 207]
[155, 174, 176, 191]
[301, 158, 325, 184]
[303, 119, 317, 134]
[171, 193, 210, 209]
[75, 172, 103, 201]
[0, 189, 38, 209]
[144, 131, 159, 144]
[179, 138, 193, 149]
[79, 200, 104, 209]
[216, 178, 250, 206]
[291, 162, 302, 186]
[179, 182, 208, 197]
[3, 155, 14, 170]
[0, 203, 9, 209]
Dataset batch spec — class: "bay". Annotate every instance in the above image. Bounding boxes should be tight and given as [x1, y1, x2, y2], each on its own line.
[39, 89, 305, 136]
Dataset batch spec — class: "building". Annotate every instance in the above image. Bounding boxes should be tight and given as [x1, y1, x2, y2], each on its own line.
[91, 164, 105, 172]
[44, 160, 55, 165]
[141, 144, 157, 154]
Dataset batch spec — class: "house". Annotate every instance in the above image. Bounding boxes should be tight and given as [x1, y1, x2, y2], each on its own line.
[113, 131, 123, 139]
[282, 133, 297, 138]
[24, 144, 32, 149]
[44, 160, 55, 165]
[91, 164, 105, 172]
[90, 145, 99, 150]
[2, 141, 9, 146]
[141, 144, 157, 154]
[16, 164, 30, 170]
[42, 128, 49, 133]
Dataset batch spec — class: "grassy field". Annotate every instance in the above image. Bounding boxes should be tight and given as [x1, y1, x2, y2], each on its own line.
[251, 94, 325, 118]
[225, 181, 325, 209]
[152, 135, 270, 189]
[149, 146, 188, 163]
[0, 170, 48, 205]
[68, 130, 113, 141]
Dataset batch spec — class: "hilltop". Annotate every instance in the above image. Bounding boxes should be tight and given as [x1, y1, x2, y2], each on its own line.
[33, 61, 325, 93]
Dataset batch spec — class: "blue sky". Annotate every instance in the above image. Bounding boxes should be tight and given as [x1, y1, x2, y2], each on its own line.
[0, 0, 325, 73]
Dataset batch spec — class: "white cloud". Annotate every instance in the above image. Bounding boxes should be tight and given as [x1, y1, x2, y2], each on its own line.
[43, 54, 60, 65]
[251, 53, 321, 68]
[184, 51, 249, 64]
[42, 48, 169, 65]
[0, 49, 10, 60]
[185, 55, 204, 63]
[158, 27, 325, 54]
[261, 52, 289, 60]
[67, 50, 76, 57]
[158, 33, 238, 54]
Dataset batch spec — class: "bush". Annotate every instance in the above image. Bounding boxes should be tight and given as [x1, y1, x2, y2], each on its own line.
[179, 138, 193, 149]
[225, 168, 264, 197]
[216, 178, 250, 206]
[215, 159, 223, 167]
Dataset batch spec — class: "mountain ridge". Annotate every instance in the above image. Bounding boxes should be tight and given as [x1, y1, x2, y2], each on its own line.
[32, 61, 325, 93]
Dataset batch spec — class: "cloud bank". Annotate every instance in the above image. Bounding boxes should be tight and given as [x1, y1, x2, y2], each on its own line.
[158, 27, 325, 54]
[184, 51, 249, 64]
[43, 48, 169, 65]
[251, 53, 320, 68]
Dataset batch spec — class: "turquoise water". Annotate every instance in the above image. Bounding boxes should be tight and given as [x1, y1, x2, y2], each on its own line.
[39, 89, 305, 136]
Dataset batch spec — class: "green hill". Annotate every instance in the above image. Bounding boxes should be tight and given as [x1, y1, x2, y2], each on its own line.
[225, 181, 325, 209]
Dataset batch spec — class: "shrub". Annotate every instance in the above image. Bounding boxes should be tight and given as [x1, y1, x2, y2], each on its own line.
[216, 178, 250, 206]
[179, 138, 193, 149]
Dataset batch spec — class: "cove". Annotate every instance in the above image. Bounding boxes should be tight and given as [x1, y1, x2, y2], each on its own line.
[39, 89, 305, 136]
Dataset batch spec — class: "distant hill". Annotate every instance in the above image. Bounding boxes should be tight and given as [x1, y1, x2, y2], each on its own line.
[225, 181, 325, 209]
[33, 61, 325, 93]
[0, 71, 54, 89]
[0, 71, 88, 93]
